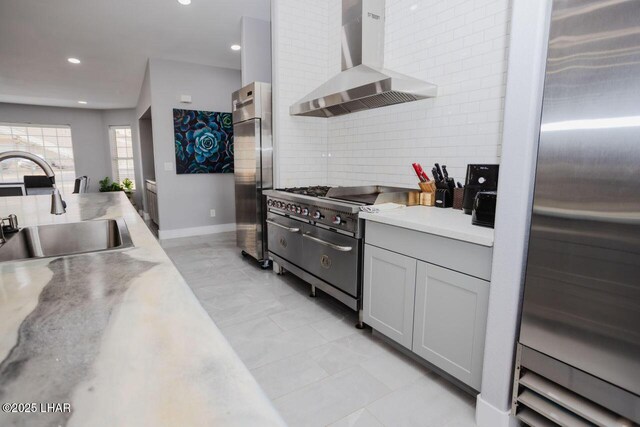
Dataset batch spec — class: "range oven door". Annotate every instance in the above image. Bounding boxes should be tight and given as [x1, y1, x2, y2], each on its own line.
[266, 213, 303, 267]
[301, 224, 361, 298]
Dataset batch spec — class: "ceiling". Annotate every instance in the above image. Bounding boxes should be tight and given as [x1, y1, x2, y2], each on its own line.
[0, 0, 270, 109]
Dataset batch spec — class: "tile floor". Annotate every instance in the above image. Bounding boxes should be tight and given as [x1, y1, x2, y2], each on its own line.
[161, 232, 477, 427]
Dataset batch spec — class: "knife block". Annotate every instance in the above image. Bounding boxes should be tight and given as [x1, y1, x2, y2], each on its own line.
[435, 189, 453, 208]
[418, 181, 436, 206]
[419, 192, 435, 206]
[418, 181, 436, 193]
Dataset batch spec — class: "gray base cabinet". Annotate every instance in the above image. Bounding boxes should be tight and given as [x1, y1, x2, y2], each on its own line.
[362, 221, 492, 390]
[412, 261, 489, 389]
[363, 245, 416, 349]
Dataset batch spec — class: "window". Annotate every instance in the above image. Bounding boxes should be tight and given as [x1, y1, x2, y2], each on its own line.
[109, 126, 135, 188]
[0, 123, 76, 196]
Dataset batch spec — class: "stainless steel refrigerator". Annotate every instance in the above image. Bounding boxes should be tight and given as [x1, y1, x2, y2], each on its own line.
[232, 82, 272, 267]
[512, 1, 640, 425]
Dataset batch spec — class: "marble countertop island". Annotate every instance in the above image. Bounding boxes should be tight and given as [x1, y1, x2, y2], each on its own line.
[0, 192, 285, 427]
[359, 206, 494, 247]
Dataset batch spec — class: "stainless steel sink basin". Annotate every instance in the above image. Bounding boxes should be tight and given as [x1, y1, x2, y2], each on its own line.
[0, 217, 133, 262]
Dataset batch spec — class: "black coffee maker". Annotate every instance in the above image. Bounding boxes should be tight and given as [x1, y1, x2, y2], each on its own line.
[462, 164, 499, 214]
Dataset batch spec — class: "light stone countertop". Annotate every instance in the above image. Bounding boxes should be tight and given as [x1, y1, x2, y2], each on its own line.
[0, 192, 285, 427]
[359, 205, 494, 247]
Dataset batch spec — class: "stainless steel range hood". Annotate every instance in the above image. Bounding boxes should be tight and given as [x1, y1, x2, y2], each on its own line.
[290, 0, 437, 118]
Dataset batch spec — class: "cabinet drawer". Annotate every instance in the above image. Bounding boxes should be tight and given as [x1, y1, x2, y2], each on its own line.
[366, 221, 492, 281]
[145, 180, 156, 193]
[412, 261, 489, 390]
[363, 245, 416, 349]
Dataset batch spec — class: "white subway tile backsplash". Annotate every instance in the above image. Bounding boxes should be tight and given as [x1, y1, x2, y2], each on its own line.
[273, 0, 510, 188]
[272, 0, 331, 187]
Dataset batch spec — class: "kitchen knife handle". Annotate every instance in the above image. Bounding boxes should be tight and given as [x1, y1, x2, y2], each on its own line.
[442, 165, 449, 180]
[435, 163, 444, 181]
[416, 163, 429, 181]
[412, 163, 426, 182]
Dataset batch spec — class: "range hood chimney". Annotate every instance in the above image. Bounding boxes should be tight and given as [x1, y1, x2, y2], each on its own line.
[290, 0, 437, 118]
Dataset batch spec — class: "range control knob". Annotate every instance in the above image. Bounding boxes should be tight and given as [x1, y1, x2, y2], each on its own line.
[286, 204, 291, 211]
[296, 206, 302, 214]
[313, 210, 322, 220]
[267, 200, 273, 206]
[302, 208, 309, 216]
[332, 215, 342, 225]
[277, 202, 283, 209]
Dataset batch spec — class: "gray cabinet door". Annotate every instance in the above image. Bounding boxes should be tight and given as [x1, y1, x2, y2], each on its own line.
[413, 261, 489, 389]
[363, 244, 416, 349]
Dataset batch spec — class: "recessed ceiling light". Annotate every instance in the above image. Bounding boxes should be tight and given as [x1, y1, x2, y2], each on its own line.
[410, 4, 418, 11]
[178, 0, 191, 5]
[67, 57, 81, 64]
[78, 101, 87, 104]
[230, 44, 241, 51]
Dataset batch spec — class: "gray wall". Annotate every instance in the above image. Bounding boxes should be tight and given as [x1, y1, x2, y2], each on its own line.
[135, 63, 153, 213]
[476, 1, 551, 426]
[0, 103, 140, 202]
[0, 102, 110, 192]
[136, 62, 152, 118]
[145, 58, 241, 234]
[241, 16, 272, 86]
[138, 114, 154, 183]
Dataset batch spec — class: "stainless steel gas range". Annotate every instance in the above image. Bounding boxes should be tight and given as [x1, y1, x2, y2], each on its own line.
[264, 186, 418, 328]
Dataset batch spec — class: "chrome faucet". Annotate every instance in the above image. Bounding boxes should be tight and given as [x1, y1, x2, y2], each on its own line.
[0, 151, 66, 215]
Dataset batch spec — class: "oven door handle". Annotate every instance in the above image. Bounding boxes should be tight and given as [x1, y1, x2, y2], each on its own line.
[266, 219, 300, 233]
[303, 232, 353, 252]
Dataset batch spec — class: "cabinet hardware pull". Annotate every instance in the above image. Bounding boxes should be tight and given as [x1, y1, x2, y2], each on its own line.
[266, 219, 300, 233]
[303, 232, 353, 252]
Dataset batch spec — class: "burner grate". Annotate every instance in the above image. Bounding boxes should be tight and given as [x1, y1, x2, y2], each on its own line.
[278, 186, 332, 198]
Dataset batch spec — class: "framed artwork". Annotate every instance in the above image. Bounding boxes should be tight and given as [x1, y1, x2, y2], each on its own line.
[173, 109, 234, 174]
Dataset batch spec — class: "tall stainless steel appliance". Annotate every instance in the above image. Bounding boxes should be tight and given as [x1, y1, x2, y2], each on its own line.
[512, 1, 640, 425]
[232, 82, 272, 268]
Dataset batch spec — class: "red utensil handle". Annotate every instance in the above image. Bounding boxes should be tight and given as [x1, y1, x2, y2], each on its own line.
[414, 163, 430, 182]
[411, 163, 424, 182]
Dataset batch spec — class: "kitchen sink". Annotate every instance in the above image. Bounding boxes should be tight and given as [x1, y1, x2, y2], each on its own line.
[0, 217, 133, 262]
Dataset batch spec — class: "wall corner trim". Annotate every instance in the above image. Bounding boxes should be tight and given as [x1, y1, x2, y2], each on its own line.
[158, 223, 236, 240]
[476, 394, 520, 427]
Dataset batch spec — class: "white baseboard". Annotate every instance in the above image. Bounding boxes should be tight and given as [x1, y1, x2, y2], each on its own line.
[158, 223, 236, 240]
[476, 394, 521, 427]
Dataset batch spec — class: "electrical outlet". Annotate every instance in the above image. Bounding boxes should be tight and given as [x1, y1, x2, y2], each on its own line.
[210, 209, 216, 217]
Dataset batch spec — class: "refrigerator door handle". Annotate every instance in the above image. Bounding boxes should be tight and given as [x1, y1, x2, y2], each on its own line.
[254, 118, 263, 189]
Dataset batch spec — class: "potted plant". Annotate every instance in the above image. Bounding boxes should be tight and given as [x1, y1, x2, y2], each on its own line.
[98, 177, 122, 192]
[98, 177, 136, 206]
[121, 178, 135, 205]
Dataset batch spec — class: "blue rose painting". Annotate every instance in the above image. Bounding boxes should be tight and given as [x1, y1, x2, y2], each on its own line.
[173, 109, 234, 174]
